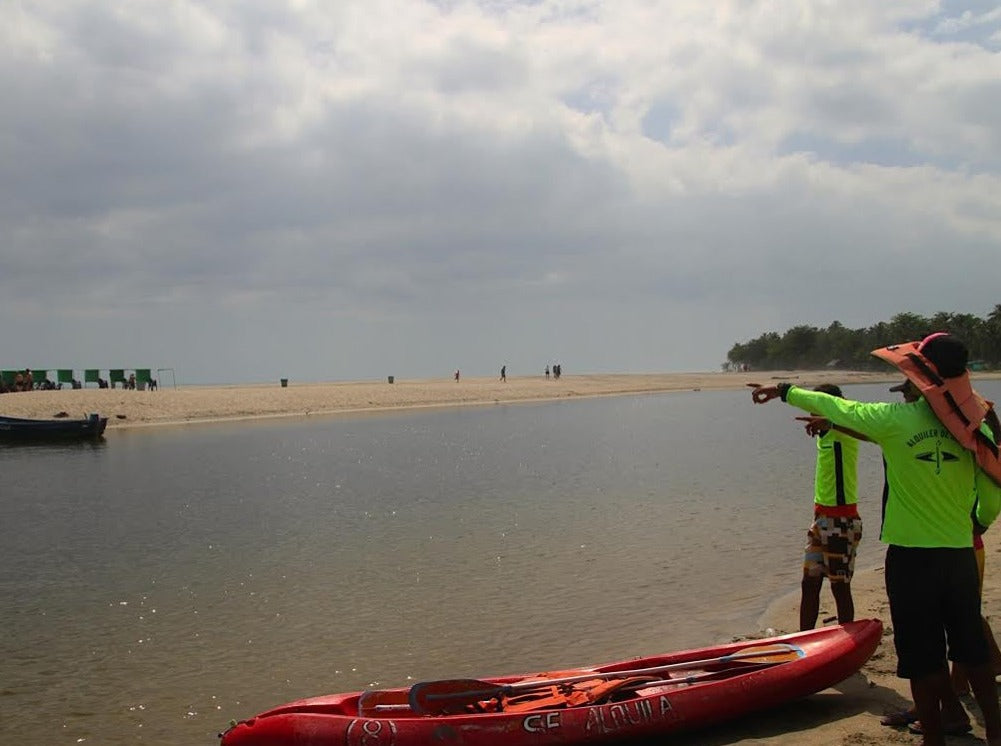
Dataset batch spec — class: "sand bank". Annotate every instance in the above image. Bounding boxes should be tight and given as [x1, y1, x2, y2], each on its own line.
[0, 369, 917, 429]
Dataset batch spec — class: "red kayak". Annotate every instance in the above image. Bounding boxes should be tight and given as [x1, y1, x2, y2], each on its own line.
[220, 619, 882, 746]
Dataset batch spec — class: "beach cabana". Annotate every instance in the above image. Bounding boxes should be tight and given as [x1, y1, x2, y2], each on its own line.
[136, 368, 153, 389]
[57, 369, 75, 386]
[32, 369, 49, 385]
[1, 370, 16, 386]
[84, 369, 101, 387]
[109, 369, 126, 388]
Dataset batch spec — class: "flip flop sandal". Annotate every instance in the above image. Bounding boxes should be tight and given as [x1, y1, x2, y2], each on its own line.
[880, 709, 918, 726]
[907, 720, 973, 736]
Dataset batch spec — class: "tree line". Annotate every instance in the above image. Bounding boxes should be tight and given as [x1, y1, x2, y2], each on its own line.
[726, 306, 1001, 371]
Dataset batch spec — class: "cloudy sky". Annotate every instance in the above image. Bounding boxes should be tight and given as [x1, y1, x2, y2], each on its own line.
[2, 1, 999, 384]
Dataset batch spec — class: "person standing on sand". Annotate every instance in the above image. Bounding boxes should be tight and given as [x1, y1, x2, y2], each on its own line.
[887, 381, 1001, 698]
[500, 365, 506, 382]
[880, 381, 1001, 734]
[749, 333, 1001, 746]
[794, 384, 862, 631]
[804, 379, 1001, 733]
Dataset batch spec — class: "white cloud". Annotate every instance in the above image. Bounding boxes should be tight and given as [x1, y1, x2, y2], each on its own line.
[0, 0, 998, 382]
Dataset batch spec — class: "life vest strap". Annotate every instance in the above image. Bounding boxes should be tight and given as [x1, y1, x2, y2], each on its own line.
[905, 352, 944, 387]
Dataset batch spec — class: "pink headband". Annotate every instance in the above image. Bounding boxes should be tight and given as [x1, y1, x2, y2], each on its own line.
[918, 332, 948, 352]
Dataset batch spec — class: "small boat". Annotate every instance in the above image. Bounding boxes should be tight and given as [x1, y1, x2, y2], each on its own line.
[220, 619, 882, 746]
[0, 413, 108, 441]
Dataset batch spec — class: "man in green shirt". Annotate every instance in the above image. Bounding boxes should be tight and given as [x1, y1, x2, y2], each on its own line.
[750, 334, 1001, 746]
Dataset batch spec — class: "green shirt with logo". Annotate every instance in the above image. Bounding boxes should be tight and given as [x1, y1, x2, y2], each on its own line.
[786, 387, 1001, 548]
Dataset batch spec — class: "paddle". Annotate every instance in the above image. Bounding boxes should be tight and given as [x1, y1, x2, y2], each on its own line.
[629, 659, 778, 693]
[356, 660, 782, 718]
[409, 643, 803, 715]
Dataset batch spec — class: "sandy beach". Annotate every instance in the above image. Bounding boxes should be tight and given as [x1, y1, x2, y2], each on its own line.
[7, 368, 1001, 744]
[0, 369, 920, 429]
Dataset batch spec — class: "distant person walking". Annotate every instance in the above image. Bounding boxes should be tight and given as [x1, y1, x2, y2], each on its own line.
[500, 365, 506, 382]
[454, 369, 460, 382]
[545, 365, 550, 379]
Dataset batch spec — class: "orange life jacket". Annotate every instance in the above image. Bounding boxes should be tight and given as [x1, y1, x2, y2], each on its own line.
[477, 676, 657, 713]
[871, 341, 1001, 486]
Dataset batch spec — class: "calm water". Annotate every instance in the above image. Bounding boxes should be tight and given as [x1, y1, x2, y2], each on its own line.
[3, 381, 998, 745]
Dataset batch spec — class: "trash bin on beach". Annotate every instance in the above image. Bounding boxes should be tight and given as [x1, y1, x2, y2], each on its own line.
[280, 378, 288, 388]
[388, 376, 394, 383]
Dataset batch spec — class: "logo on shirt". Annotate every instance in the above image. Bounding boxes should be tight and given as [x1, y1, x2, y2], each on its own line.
[914, 440, 960, 474]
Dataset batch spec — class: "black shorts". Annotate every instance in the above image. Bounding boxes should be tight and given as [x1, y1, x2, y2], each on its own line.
[884, 545, 986, 679]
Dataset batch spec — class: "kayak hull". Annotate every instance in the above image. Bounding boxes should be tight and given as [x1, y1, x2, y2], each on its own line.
[220, 619, 882, 746]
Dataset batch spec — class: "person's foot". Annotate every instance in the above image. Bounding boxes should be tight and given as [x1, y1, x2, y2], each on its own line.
[907, 719, 972, 736]
[880, 708, 918, 726]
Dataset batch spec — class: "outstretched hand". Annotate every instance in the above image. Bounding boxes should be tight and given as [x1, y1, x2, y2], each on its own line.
[747, 382, 781, 404]
[795, 415, 830, 437]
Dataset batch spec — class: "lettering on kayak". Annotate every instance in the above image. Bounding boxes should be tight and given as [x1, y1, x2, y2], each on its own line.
[584, 697, 666, 734]
[523, 711, 561, 733]
[659, 695, 672, 717]
[345, 718, 397, 746]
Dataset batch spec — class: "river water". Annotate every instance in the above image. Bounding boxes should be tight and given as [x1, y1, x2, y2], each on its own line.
[3, 381, 997, 744]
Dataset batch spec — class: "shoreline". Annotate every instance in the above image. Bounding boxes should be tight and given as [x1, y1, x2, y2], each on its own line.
[0, 369, 939, 430]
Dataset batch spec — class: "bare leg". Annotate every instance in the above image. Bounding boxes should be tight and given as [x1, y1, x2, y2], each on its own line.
[938, 679, 970, 725]
[800, 574, 823, 631]
[951, 659, 970, 696]
[830, 581, 854, 624]
[911, 667, 952, 746]
[984, 616, 1001, 674]
[966, 661, 1001, 745]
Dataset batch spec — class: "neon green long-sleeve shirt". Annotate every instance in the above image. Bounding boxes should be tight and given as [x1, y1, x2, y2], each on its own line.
[814, 429, 859, 507]
[785, 387, 1001, 548]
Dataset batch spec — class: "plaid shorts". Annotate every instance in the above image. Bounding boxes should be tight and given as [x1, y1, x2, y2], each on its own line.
[803, 514, 863, 582]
